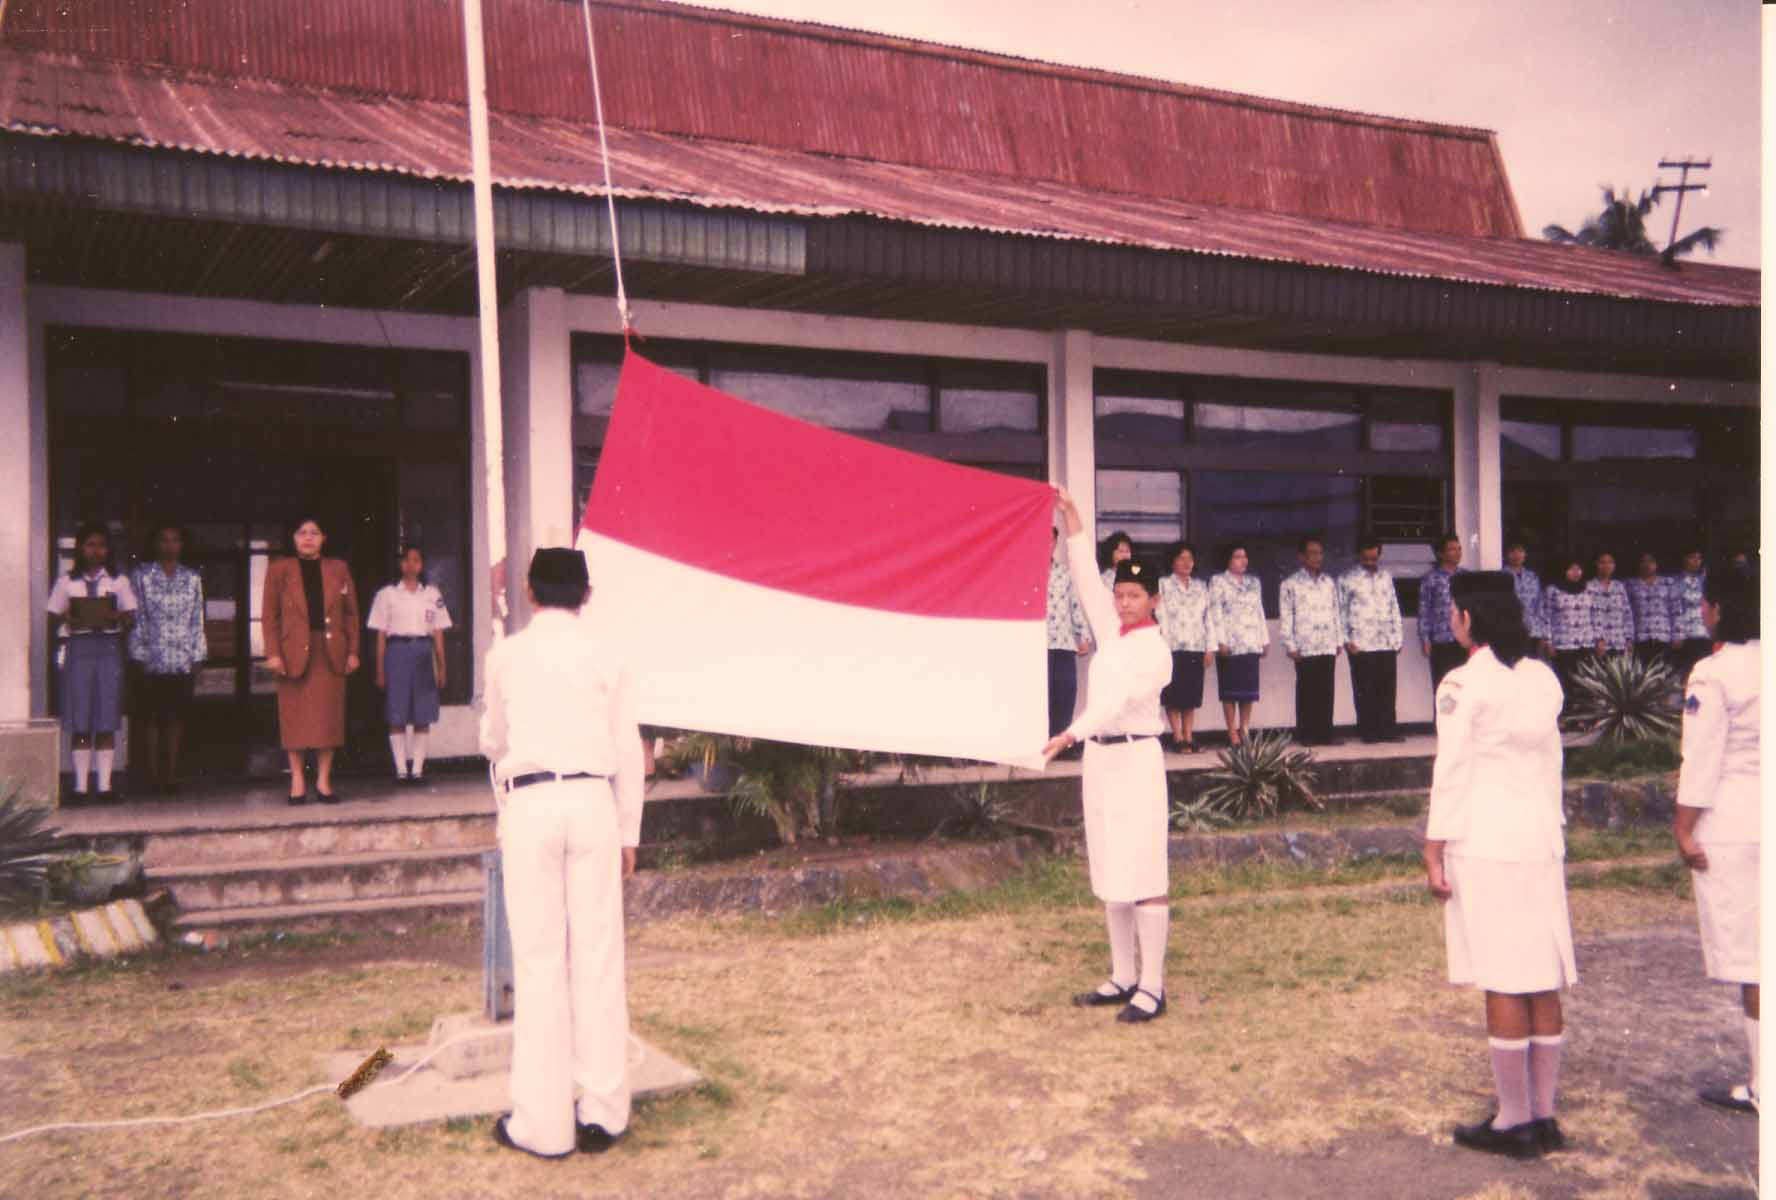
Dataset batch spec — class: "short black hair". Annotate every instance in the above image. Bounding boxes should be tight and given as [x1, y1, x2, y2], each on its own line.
[1220, 541, 1249, 570]
[1296, 535, 1324, 554]
[1453, 586, 1532, 667]
[1098, 530, 1134, 570]
[1433, 532, 1461, 554]
[1504, 534, 1528, 553]
[1706, 569, 1759, 643]
[1165, 541, 1198, 569]
[70, 522, 113, 577]
[1356, 534, 1382, 554]
[395, 544, 428, 585]
[287, 514, 327, 549]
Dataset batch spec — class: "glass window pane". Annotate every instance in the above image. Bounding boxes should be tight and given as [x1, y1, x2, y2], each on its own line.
[1369, 421, 1443, 454]
[1095, 394, 1186, 442]
[710, 365, 929, 433]
[1193, 472, 1362, 615]
[939, 376, 1039, 434]
[1501, 420, 1562, 466]
[1096, 470, 1183, 548]
[1571, 425, 1699, 462]
[1194, 402, 1361, 450]
[575, 361, 623, 418]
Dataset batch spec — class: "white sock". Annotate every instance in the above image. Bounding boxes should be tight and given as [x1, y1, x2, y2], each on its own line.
[96, 749, 115, 792]
[1529, 1034, 1563, 1119]
[72, 748, 93, 793]
[409, 728, 429, 778]
[1134, 903, 1170, 1010]
[1746, 1015, 1759, 1098]
[389, 731, 408, 777]
[1103, 902, 1137, 990]
[1488, 1037, 1533, 1128]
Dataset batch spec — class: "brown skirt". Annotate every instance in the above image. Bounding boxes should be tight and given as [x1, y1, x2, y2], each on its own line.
[277, 652, 347, 750]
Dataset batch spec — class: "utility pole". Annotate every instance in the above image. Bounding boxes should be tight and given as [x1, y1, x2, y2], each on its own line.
[1652, 158, 1711, 256]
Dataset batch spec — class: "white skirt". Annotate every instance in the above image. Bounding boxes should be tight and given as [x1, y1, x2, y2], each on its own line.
[1693, 843, 1760, 984]
[1444, 854, 1576, 994]
[1080, 737, 1169, 903]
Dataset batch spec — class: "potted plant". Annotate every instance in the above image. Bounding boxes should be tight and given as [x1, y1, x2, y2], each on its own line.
[48, 850, 140, 905]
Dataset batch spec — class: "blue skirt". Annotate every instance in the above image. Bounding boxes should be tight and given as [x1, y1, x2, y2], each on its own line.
[384, 637, 441, 726]
[62, 634, 124, 735]
[1161, 650, 1205, 712]
[1216, 652, 1261, 703]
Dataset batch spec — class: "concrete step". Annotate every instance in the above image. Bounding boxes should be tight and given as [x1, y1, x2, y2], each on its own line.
[91, 811, 497, 869]
[171, 890, 483, 935]
[148, 846, 491, 911]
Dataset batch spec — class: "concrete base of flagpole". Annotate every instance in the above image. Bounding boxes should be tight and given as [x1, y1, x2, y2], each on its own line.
[320, 1012, 702, 1129]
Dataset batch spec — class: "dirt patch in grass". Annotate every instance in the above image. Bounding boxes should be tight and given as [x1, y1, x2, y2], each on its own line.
[0, 853, 1752, 1199]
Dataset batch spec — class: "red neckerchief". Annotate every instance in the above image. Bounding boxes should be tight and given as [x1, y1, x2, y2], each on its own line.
[1119, 618, 1158, 637]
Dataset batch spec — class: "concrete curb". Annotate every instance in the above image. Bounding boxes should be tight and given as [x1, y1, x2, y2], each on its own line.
[0, 898, 160, 973]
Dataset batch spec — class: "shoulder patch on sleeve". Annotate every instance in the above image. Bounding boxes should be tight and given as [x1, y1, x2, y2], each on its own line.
[1438, 692, 1459, 715]
[1684, 693, 1702, 715]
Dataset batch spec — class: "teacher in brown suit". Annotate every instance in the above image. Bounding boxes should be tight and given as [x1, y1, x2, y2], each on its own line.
[262, 517, 360, 804]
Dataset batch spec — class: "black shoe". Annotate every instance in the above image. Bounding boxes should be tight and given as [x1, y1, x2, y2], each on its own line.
[315, 790, 340, 805]
[491, 1114, 572, 1160]
[576, 1121, 623, 1153]
[96, 789, 124, 805]
[1533, 1117, 1566, 1152]
[287, 793, 309, 806]
[1698, 1085, 1758, 1114]
[1452, 1116, 1541, 1159]
[1116, 988, 1166, 1024]
[1072, 979, 1136, 1008]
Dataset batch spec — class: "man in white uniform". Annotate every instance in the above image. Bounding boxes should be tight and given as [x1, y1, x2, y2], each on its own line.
[480, 548, 645, 1158]
[1674, 569, 1761, 1114]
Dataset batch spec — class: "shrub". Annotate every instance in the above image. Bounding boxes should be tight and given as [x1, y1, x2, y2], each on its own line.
[1184, 730, 1321, 822]
[932, 778, 1017, 841]
[680, 735, 873, 845]
[1562, 736, 1681, 780]
[1169, 795, 1236, 833]
[1569, 654, 1681, 743]
[0, 786, 71, 907]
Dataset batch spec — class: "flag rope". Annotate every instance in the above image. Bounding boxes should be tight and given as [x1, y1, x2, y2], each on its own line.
[579, 0, 633, 335]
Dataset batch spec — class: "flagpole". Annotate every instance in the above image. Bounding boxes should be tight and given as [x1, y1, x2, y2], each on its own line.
[461, 0, 508, 643]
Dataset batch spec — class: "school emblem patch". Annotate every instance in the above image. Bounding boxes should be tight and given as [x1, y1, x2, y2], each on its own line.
[1438, 693, 1459, 715]
[1685, 693, 1701, 714]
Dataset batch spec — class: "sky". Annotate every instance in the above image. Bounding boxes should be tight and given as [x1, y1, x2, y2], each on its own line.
[675, 0, 1761, 268]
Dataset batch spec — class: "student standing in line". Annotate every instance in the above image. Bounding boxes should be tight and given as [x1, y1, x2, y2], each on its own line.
[47, 522, 137, 804]
[1420, 532, 1466, 693]
[1207, 542, 1268, 747]
[1544, 556, 1594, 711]
[369, 546, 453, 786]
[1503, 538, 1549, 657]
[1624, 551, 1677, 670]
[1044, 490, 1173, 1024]
[262, 516, 360, 804]
[1339, 537, 1405, 744]
[128, 522, 206, 795]
[1045, 527, 1093, 751]
[1672, 546, 1713, 679]
[1278, 535, 1344, 746]
[1099, 530, 1134, 592]
[1673, 570, 1761, 1115]
[1424, 573, 1574, 1159]
[1584, 552, 1634, 659]
[1157, 541, 1211, 754]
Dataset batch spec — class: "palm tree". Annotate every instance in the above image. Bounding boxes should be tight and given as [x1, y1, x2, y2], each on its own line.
[1543, 186, 1722, 264]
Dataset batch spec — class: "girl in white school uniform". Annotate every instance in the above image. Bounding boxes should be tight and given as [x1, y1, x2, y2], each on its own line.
[1044, 491, 1174, 1023]
[1423, 572, 1574, 1160]
[47, 523, 137, 803]
[368, 546, 453, 784]
[1673, 569, 1761, 1115]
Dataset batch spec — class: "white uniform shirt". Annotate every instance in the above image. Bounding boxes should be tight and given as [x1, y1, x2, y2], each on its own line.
[1425, 646, 1567, 862]
[367, 581, 454, 637]
[479, 608, 645, 846]
[1064, 532, 1170, 740]
[47, 570, 138, 638]
[1677, 640, 1761, 846]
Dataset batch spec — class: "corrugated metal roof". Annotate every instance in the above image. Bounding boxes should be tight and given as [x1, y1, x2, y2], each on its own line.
[1, 0, 1523, 238]
[0, 49, 1754, 311]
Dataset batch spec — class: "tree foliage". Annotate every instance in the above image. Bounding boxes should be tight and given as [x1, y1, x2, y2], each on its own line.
[1543, 185, 1722, 265]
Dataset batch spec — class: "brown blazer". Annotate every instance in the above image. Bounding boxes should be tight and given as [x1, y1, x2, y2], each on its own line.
[262, 556, 360, 678]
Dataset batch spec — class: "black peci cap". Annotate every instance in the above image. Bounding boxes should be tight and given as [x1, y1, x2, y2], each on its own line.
[528, 547, 589, 592]
[1113, 559, 1159, 595]
[1450, 571, 1516, 602]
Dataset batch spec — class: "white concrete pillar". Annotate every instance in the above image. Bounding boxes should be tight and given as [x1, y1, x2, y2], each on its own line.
[1452, 363, 1504, 570]
[498, 287, 573, 629]
[0, 245, 30, 721]
[1048, 329, 1096, 531]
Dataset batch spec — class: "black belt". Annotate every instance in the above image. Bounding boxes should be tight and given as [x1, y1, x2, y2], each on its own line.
[387, 634, 431, 642]
[1089, 734, 1159, 745]
[502, 770, 610, 793]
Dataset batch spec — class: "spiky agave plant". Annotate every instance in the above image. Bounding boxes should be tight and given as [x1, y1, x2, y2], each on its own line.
[1189, 730, 1320, 823]
[1569, 653, 1682, 743]
[0, 787, 71, 907]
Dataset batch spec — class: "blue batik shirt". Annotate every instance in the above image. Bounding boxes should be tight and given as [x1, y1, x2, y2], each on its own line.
[1419, 566, 1462, 644]
[1207, 572, 1268, 656]
[128, 562, 207, 674]
[1046, 544, 1091, 651]
[1585, 579, 1635, 652]
[1338, 565, 1404, 653]
[1278, 568, 1344, 657]
[1545, 586, 1594, 651]
[1625, 575, 1677, 643]
[1672, 571, 1709, 640]
[1507, 567, 1549, 640]
[1158, 573, 1211, 653]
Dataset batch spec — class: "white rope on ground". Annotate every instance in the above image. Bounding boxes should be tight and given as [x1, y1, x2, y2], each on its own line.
[579, 0, 633, 333]
[0, 1028, 650, 1144]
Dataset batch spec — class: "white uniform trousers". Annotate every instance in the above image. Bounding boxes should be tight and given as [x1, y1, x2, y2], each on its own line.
[1693, 843, 1760, 984]
[499, 777, 632, 1155]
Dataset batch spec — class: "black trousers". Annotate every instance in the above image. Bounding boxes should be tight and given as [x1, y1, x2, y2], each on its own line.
[1293, 654, 1336, 744]
[1429, 641, 1466, 693]
[1047, 649, 1078, 738]
[1552, 648, 1592, 713]
[1347, 651, 1397, 741]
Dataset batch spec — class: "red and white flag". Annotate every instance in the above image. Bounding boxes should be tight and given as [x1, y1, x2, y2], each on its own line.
[577, 351, 1055, 768]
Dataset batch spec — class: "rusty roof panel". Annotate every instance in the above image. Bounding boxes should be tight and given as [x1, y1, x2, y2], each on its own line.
[0, 49, 1755, 310]
[2, 0, 1523, 237]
